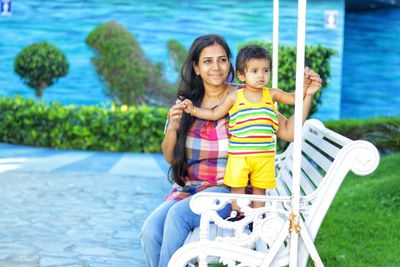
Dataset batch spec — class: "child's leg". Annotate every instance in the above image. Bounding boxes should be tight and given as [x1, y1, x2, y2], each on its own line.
[230, 187, 245, 211]
[224, 156, 250, 212]
[252, 187, 266, 208]
[248, 156, 276, 208]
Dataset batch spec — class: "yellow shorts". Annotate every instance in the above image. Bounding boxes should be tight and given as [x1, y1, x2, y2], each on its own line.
[224, 156, 276, 189]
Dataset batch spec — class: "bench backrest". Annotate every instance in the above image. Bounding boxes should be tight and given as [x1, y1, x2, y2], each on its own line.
[274, 119, 380, 267]
[272, 119, 351, 198]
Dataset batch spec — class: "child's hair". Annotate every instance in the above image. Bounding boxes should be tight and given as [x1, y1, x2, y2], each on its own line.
[235, 45, 272, 74]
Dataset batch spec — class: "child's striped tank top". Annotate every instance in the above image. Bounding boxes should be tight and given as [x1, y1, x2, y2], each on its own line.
[228, 88, 279, 157]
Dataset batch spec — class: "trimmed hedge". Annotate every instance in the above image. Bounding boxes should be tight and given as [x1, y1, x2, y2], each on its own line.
[0, 96, 167, 153]
[1, 96, 397, 154]
[325, 117, 400, 155]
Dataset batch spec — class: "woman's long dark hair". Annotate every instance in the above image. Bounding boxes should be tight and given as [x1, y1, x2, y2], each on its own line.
[169, 34, 234, 186]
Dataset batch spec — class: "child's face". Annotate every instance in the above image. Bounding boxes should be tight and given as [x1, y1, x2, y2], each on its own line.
[237, 58, 271, 90]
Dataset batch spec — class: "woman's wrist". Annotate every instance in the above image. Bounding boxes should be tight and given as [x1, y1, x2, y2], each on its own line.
[166, 124, 179, 133]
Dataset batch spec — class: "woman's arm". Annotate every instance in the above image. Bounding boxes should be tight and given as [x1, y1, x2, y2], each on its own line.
[183, 92, 237, 120]
[162, 102, 185, 164]
[276, 69, 322, 142]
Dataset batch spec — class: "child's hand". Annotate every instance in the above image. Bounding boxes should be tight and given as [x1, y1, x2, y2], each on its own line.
[303, 67, 312, 93]
[182, 99, 195, 115]
[304, 67, 322, 96]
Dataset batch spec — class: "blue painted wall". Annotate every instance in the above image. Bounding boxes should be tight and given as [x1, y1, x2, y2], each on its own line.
[308, 0, 345, 121]
[341, 7, 400, 118]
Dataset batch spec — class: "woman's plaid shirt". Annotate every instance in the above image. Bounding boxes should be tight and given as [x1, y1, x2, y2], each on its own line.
[166, 115, 229, 201]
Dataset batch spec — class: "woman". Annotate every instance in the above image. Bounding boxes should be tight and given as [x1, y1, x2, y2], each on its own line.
[140, 34, 322, 267]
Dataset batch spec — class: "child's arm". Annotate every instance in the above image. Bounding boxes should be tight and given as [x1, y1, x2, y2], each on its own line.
[270, 67, 315, 105]
[269, 88, 296, 105]
[182, 91, 237, 120]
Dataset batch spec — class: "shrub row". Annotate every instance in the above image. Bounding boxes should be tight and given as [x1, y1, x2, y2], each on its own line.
[0, 96, 168, 153]
[325, 117, 400, 155]
[1, 96, 397, 154]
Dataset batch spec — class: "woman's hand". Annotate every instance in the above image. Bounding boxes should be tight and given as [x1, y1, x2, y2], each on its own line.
[163, 101, 186, 163]
[167, 101, 186, 131]
[181, 99, 194, 115]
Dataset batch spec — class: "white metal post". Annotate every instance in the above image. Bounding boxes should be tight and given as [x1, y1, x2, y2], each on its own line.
[272, 0, 279, 89]
[289, 0, 307, 266]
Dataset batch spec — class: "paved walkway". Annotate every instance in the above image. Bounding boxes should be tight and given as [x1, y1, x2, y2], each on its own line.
[0, 143, 171, 267]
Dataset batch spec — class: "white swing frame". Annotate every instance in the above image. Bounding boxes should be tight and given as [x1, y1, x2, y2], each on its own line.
[272, 0, 324, 265]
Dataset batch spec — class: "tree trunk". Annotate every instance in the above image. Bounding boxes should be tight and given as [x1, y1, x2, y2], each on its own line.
[35, 81, 47, 98]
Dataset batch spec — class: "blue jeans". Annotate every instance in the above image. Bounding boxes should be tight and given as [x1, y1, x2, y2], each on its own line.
[140, 186, 231, 267]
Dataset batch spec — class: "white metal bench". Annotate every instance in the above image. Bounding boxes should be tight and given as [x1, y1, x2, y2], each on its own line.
[168, 119, 380, 267]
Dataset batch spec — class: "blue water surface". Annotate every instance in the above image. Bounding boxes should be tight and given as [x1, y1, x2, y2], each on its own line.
[1, 0, 398, 120]
[0, 0, 345, 121]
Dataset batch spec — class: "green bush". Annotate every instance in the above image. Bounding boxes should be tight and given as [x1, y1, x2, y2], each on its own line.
[325, 117, 400, 155]
[0, 96, 168, 153]
[86, 20, 174, 106]
[14, 42, 69, 98]
[237, 41, 336, 118]
[1, 96, 397, 154]
[167, 39, 187, 75]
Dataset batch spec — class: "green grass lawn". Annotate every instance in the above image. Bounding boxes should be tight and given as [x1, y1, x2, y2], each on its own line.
[210, 153, 400, 267]
[312, 152, 400, 266]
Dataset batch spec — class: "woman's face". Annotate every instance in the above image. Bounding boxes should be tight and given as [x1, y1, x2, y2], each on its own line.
[193, 43, 230, 88]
